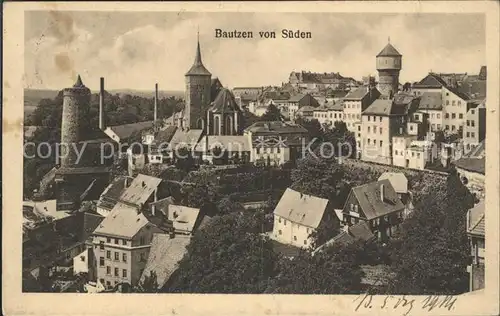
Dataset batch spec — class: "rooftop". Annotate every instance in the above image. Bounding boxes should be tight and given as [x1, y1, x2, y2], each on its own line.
[376, 43, 402, 57]
[245, 121, 308, 135]
[418, 92, 443, 110]
[210, 88, 241, 114]
[273, 188, 329, 229]
[168, 205, 201, 234]
[194, 135, 251, 152]
[454, 157, 485, 175]
[168, 128, 204, 151]
[119, 174, 162, 207]
[106, 121, 155, 141]
[139, 233, 191, 289]
[185, 39, 211, 76]
[467, 201, 485, 236]
[377, 172, 408, 194]
[350, 179, 405, 220]
[93, 203, 150, 238]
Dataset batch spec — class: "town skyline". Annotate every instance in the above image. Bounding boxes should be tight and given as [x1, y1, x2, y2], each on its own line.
[25, 11, 485, 91]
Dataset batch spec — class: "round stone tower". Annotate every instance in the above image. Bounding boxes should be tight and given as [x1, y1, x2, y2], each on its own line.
[61, 74, 90, 168]
[185, 34, 212, 130]
[376, 39, 402, 99]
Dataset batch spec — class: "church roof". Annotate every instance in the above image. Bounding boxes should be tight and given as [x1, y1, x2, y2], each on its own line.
[210, 88, 240, 113]
[376, 43, 402, 57]
[185, 39, 211, 76]
[73, 74, 85, 88]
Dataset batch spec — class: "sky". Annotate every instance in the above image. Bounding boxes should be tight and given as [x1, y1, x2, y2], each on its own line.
[25, 11, 486, 91]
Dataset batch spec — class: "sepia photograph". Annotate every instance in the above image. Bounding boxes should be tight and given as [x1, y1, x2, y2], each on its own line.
[3, 2, 499, 316]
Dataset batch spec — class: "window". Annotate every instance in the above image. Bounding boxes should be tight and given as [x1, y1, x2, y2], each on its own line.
[380, 140, 383, 147]
[99, 241, 104, 250]
[431, 113, 435, 119]
[459, 114, 463, 119]
[100, 278, 104, 285]
[373, 139, 376, 145]
[368, 138, 371, 144]
[452, 113, 456, 119]
[80, 255, 85, 262]
[471, 110, 475, 115]
[446, 92, 449, 96]
[358, 126, 361, 131]
[379, 117, 382, 122]
[114, 268, 119, 277]
[304, 240, 307, 245]
[395, 150, 398, 155]
[293, 236, 297, 241]
[458, 100, 462, 106]
[350, 203, 354, 211]
[437, 124, 441, 129]
[452, 100, 456, 106]
[106, 281, 111, 288]
[452, 125, 456, 131]
[107, 237, 111, 243]
[106, 251, 111, 259]
[284, 220, 287, 226]
[445, 113, 449, 119]
[380, 128, 382, 134]
[123, 253, 127, 263]
[122, 240, 127, 246]
[123, 269, 127, 278]
[467, 120, 470, 126]
[373, 127, 377, 133]
[471, 132, 475, 138]
[99, 257, 104, 266]
[471, 120, 475, 127]
[417, 153, 421, 158]
[278, 217, 281, 223]
[431, 124, 436, 130]
[114, 252, 119, 261]
[367, 126, 371, 133]
[445, 125, 449, 130]
[437, 114, 440, 119]
[410, 125, 413, 131]
[412, 152, 415, 157]
[106, 266, 111, 275]
[278, 230, 282, 235]
[368, 116, 371, 122]
[446, 100, 450, 105]
[114, 239, 119, 245]
[466, 132, 470, 137]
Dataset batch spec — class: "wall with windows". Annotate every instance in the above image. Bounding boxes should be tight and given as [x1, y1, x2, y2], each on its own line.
[343, 100, 363, 132]
[463, 105, 486, 153]
[442, 87, 468, 134]
[360, 114, 393, 165]
[272, 215, 315, 248]
[392, 136, 417, 167]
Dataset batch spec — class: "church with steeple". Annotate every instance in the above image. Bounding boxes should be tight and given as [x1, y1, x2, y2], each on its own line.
[167, 34, 249, 163]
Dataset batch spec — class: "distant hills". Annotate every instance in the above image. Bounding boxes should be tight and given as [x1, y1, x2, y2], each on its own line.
[24, 88, 184, 108]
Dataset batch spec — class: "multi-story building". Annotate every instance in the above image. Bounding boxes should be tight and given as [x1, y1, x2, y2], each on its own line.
[342, 86, 380, 132]
[285, 93, 320, 120]
[376, 41, 402, 99]
[288, 71, 357, 91]
[273, 188, 336, 248]
[441, 85, 470, 134]
[463, 99, 486, 153]
[416, 92, 443, 137]
[92, 174, 172, 289]
[341, 180, 405, 242]
[466, 201, 485, 291]
[244, 121, 309, 166]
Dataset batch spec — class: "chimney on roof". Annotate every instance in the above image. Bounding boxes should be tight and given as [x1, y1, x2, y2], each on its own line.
[142, 181, 146, 188]
[169, 231, 176, 239]
[99, 77, 105, 130]
[154, 83, 158, 122]
[380, 184, 385, 201]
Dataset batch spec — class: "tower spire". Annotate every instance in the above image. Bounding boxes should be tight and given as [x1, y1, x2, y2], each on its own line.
[73, 74, 84, 87]
[194, 28, 202, 66]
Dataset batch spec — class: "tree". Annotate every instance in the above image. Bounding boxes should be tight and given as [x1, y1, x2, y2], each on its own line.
[139, 271, 159, 293]
[309, 215, 341, 249]
[216, 197, 245, 215]
[290, 152, 346, 207]
[386, 174, 472, 295]
[260, 103, 284, 122]
[164, 212, 279, 293]
[266, 242, 364, 294]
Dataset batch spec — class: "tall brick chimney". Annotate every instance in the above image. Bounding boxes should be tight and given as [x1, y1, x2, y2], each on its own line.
[154, 83, 158, 122]
[99, 77, 105, 130]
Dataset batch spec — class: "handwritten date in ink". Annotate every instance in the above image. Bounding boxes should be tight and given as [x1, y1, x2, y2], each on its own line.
[353, 293, 457, 316]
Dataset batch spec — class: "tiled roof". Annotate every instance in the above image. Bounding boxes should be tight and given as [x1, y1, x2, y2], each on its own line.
[349, 222, 376, 241]
[454, 157, 485, 175]
[82, 212, 104, 241]
[468, 201, 484, 236]
[139, 233, 190, 289]
[362, 99, 393, 116]
[350, 179, 405, 220]
[296, 106, 315, 113]
[97, 176, 130, 211]
[273, 188, 329, 229]
[210, 88, 240, 113]
[376, 43, 402, 57]
[418, 92, 442, 110]
[288, 94, 305, 102]
[344, 87, 369, 100]
[155, 126, 177, 143]
[119, 174, 162, 207]
[185, 40, 211, 76]
[327, 90, 349, 98]
[93, 203, 150, 238]
[413, 73, 448, 88]
[326, 101, 343, 111]
[107, 121, 155, 141]
[168, 129, 204, 150]
[194, 135, 251, 152]
[244, 121, 308, 134]
[378, 172, 408, 194]
[168, 205, 201, 234]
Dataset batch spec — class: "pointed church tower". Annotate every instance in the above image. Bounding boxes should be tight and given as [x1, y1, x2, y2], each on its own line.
[184, 32, 212, 130]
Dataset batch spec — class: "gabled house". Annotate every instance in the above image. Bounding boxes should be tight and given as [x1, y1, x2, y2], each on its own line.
[272, 188, 336, 248]
[341, 179, 405, 241]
